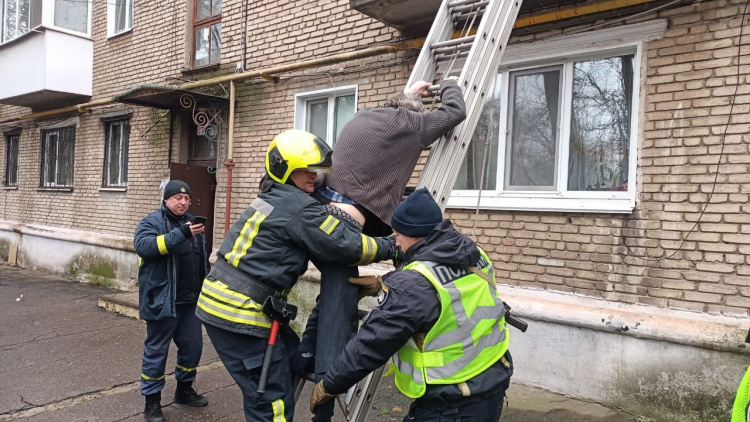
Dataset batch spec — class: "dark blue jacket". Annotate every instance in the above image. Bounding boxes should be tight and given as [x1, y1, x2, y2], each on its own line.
[323, 220, 513, 409]
[135, 205, 207, 321]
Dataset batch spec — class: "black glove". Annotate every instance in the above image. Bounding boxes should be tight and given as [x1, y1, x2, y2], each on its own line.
[179, 224, 193, 239]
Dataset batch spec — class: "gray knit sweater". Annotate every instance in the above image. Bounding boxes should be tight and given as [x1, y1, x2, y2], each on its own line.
[324, 79, 466, 225]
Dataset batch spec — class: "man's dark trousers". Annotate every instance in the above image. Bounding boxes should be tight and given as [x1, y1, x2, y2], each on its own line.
[204, 323, 299, 421]
[141, 302, 203, 395]
[404, 390, 506, 422]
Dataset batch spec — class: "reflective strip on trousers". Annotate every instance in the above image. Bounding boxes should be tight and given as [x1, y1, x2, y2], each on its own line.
[272, 399, 287, 422]
[142, 373, 165, 381]
[176, 364, 197, 372]
[156, 235, 168, 255]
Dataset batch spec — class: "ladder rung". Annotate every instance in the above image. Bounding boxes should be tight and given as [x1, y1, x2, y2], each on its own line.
[434, 51, 470, 62]
[427, 85, 441, 92]
[451, 1, 489, 14]
[453, 9, 485, 22]
[447, 0, 486, 8]
[430, 35, 476, 50]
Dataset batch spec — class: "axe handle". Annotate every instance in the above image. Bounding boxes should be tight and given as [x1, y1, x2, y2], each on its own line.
[257, 320, 280, 394]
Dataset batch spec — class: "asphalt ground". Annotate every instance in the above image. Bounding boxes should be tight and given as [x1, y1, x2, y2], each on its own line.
[0, 265, 641, 422]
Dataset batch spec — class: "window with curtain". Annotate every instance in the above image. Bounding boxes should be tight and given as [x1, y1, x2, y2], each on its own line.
[193, 0, 221, 67]
[53, 0, 89, 34]
[2, 0, 30, 42]
[40, 126, 75, 188]
[295, 87, 357, 147]
[103, 120, 129, 187]
[4, 133, 19, 187]
[107, 0, 133, 37]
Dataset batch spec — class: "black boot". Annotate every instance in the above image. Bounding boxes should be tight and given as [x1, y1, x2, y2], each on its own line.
[144, 393, 164, 422]
[174, 381, 208, 407]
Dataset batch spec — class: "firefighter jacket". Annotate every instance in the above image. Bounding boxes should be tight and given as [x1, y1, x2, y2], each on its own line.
[323, 220, 513, 408]
[134, 205, 207, 321]
[196, 180, 396, 338]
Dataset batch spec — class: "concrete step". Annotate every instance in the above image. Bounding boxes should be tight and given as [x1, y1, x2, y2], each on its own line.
[98, 291, 140, 320]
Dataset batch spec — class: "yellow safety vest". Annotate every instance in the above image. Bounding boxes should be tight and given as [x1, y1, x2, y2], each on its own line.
[391, 249, 509, 398]
[732, 366, 750, 422]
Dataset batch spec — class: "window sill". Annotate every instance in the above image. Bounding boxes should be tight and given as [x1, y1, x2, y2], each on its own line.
[107, 28, 133, 40]
[2, 186, 18, 190]
[37, 187, 73, 193]
[447, 193, 635, 214]
[99, 186, 127, 192]
[182, 63, 221, 75]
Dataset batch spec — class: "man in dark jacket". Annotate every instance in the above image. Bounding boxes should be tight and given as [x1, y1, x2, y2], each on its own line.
[298, 77, 468, 422]
[310, 189, 513, 422]
[135, 180, 209, 422]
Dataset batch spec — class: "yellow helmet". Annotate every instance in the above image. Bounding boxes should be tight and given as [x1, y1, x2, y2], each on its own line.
[265, 129, 333, 184]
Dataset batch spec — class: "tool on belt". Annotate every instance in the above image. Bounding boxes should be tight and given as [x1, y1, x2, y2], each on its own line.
[208, 259, 298, 393]
[503, 302, 528, 332]
[258, 294, 297, 393]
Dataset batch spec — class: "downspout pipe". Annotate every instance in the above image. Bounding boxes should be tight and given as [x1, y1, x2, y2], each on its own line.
[224, 81, 236, 234]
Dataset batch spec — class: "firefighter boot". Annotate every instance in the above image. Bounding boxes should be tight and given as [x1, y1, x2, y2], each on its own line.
[174, 381, 208, 407]
[143, 393, 164, 422]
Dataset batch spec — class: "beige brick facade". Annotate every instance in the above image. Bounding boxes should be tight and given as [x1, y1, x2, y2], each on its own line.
[0, 0, 748, 320]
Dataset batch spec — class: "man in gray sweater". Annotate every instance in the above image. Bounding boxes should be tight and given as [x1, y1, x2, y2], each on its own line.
[298, 77, 467, 422]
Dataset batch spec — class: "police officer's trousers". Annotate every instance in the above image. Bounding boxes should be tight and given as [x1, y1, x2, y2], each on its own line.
[405, 390, 506, 422]
[204, 323, 299, 422]
[141, 302, 203, 396]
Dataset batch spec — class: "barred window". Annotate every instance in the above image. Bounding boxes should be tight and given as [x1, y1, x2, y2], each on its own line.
[103, 120, 129, 187]
[40, 126, 75, 188]
[4, 133, 19, 187]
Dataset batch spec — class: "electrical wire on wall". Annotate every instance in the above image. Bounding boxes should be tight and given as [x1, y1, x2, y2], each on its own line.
[621, 0, 750, 262]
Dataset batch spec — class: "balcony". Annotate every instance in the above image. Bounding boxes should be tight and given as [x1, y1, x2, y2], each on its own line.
[0, 0, 92, 110]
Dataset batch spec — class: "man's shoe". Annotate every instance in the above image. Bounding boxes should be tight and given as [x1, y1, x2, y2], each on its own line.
[144, 393, 164, 422]
[174, 381, 208, 407]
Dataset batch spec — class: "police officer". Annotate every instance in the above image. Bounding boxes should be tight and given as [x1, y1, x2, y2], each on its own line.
[195, 129, 396, 422]
[732, 366, 750, 422]
[310, 188, 513, 422]
[135, 180, 209, 422]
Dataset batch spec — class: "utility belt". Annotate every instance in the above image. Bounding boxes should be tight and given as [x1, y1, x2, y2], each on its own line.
[210, 258, 298, 325]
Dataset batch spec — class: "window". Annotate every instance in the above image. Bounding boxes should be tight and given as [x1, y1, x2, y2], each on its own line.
[449, 21, 662, 213]
[103, 120, 129, 187]
[192, 0, 221, 67]
[40, 126, 75, 188]
[294, 86, 357, 146]
[2, 0, 30, 42]
[4, 133, 19, 187]
[107, 0, 132, 37]
[53, 0, 90, 34]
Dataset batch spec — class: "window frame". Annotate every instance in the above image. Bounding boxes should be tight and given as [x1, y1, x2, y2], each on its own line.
[102, 119, 129, 188]
[106, 0, 133, 38]
[293, 85, 358, 147]
[4, 132, 20, 187]
[191, 0, 221, 68]
[39, 126, 75, 189]
[43, 0, 92, 37]
[447, 20, 667, 214]
[1, 0, 31, 43]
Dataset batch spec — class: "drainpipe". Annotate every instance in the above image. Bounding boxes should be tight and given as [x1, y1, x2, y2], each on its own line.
[224, 81, 236, 234]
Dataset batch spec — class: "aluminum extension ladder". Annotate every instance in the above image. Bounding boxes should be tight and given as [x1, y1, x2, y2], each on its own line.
[295, 0, 524, 420]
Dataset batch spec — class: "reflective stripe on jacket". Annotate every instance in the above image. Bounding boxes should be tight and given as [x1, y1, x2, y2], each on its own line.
[391, 248, 509, 399]
[196, 181, 394, 337]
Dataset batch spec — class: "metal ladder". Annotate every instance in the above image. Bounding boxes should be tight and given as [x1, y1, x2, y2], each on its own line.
[297, 0, 523, 419]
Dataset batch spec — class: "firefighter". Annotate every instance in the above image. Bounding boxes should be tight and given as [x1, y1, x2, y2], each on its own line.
[195, 129, 397, 422]
[310, 188, 513, 422]
[732, 366, 750, 422]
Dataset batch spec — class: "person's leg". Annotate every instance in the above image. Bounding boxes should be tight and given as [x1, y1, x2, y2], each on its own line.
[310, 260, 359, 422]
[141, 318, 179, 396]
[204, 323, 297, 422]
[173, 302, 207, 406]
[291, 298, 319, 374]
[404, 390, 507, 422]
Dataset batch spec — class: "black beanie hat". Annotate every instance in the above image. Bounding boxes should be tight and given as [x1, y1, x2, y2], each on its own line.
[391, 188, 442, 238]
[163, 180, 192, 200]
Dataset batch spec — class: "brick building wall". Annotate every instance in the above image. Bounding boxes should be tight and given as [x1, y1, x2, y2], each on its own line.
[0, 0, 748, 318]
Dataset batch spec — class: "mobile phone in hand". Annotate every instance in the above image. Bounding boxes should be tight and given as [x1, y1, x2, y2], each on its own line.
[193, 216, 207, 225]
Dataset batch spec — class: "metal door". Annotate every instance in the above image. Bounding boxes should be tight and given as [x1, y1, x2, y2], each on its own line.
[169, 163, 217, 253]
